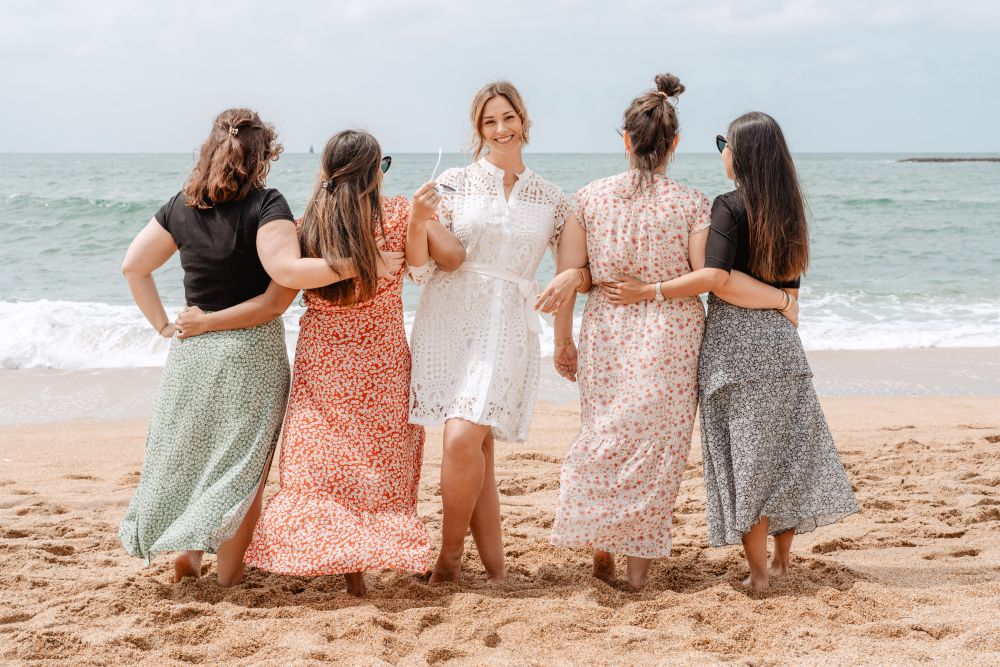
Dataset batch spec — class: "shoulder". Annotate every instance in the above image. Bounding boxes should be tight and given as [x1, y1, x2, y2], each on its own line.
[526, 171, 571, 206]
[155, 191, 187, 228]
[382, 194, 411, 222]
[667, 179, 711, 208]
[713, 189, 742, 212]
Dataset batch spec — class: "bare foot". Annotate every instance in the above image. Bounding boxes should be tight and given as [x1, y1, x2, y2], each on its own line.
[593, 550, 615, 583]
[484, 568, 506, 584]
[741, 574, 769, 593]
[768, 558, 789, 577]
[344, 572, 366, 597]
[173, 551, 202, 583]
[429, 554, 462, 584]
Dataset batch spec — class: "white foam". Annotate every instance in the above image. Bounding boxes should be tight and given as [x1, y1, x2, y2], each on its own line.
[0, 297, 998, 370]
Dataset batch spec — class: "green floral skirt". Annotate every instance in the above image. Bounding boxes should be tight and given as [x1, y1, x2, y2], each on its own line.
[119, 319, 290, 564]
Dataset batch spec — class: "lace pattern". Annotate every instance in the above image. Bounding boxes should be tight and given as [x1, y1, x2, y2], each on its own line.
[408, 158, 571, 441]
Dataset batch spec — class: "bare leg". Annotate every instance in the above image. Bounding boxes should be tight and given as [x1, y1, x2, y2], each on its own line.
[625, 556, 653, 590]
[469, 430, 505, 583]
[430, 419, 489, 584]
[216, 458, 272, 588]
[173, 550, 203, 583]
[770, 528, 794, 576]
[741, 516, 770, 593]
[343, 572, 366, 597]
[592, 550, 615, 583]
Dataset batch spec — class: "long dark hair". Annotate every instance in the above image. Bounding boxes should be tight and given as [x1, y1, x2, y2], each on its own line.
[299, 130, 385, 305]
[184, 108, 282, 209]
[728, 112, 809, 283]
[622, 73, 685, 196]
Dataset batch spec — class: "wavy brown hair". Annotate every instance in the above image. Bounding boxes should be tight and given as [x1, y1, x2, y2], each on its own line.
[469, 81, 531, 160]
[299, 130, 386, 305]
[728, 111, 809, 283]
[622, 73, 685, 197]
[183, 108, 283, 209]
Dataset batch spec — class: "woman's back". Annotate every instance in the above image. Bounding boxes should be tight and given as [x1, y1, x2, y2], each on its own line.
[578, 172, 710, 287]
[156, 188, 292, 310]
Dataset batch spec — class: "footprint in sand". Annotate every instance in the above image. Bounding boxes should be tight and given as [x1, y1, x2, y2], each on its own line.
[63, 474, 99, 481]
[811, 538, 861, 554]
[1, 528, 29, 539]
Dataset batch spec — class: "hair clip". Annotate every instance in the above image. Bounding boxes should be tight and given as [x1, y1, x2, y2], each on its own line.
[322, 179, 335, 192]
[228, 126, 239, 137]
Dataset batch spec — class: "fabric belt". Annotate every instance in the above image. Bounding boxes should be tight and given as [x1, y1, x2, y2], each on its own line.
[457, 262, 552, 334]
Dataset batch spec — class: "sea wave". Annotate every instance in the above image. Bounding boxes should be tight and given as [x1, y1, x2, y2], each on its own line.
[1, 298, 998, 370]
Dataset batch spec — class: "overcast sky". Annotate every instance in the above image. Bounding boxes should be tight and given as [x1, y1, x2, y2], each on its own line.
[3, 0, 998, 153]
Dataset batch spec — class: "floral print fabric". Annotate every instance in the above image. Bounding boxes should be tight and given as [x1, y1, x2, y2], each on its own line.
[699, 295, 859, 546]
[120, 319, 290, 564]
[551, 172, 711, 558]
[244, 196, 433, 576]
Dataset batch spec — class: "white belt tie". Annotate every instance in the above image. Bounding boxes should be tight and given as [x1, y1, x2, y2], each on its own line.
[458, 262, 552, 334]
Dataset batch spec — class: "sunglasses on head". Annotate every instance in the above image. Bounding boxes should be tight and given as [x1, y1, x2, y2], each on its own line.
[715, 135, 727, 154]
[380, 156, 392, 173]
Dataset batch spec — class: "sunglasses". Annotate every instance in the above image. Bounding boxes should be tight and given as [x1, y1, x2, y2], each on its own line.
[380, 155, 392, 173]
[715, 135, 727, 154]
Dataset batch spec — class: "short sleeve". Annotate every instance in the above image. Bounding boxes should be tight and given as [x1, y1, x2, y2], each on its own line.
[703, 195, 740, 273]
[257, 189, 294, 228]
[573, 185, 590, 231]
[382, 195, 411, 252]
[154, 192, 182, 233]
[548, 191, 573, 250]
[689, 190, 712, 235]
[434, 168, 463, 231]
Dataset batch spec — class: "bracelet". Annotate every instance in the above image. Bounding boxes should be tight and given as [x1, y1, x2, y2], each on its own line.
[778, 292, 791, 312]
[574, 267, 587, 292]
[654, 281, 665, 302]
[157, 322, 172, 335]
[554, 337, 574, 347]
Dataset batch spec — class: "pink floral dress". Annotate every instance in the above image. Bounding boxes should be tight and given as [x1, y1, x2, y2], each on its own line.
[550, 172, 711, 558]
[244, 196, 433, 575]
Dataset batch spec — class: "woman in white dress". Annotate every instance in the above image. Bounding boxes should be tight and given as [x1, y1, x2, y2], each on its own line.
[407, 81, 587, 583]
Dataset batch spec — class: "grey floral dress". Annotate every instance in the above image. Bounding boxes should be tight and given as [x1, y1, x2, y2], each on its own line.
[699, 296, 859, 546]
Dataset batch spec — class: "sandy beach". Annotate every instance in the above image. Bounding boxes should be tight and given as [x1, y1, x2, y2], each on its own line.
[1, 361, 999, 665]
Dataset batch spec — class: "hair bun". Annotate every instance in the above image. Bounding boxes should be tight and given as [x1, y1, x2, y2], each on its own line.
[654, 73, 685, 98]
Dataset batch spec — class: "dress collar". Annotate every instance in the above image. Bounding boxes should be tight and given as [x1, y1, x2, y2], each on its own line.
[478, 157, 531, 180]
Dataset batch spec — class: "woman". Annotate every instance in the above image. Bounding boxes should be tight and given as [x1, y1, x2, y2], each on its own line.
[407, 81, 585, 584]
[119, 109, 402, 587]
[241, 130, 465, 596]
[609, 112, 858, 592]
[544, 74, 723, 589]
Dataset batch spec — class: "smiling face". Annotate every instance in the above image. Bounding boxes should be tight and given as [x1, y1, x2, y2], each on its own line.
[480, 95, 523, 157]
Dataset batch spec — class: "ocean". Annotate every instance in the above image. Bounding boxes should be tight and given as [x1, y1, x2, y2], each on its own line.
[1, 152, 997, 369]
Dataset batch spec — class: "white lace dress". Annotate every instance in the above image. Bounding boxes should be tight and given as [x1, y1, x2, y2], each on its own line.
[408, 158, 571, 441]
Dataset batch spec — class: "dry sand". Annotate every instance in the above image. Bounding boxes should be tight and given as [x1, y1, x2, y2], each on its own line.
[1, 396, 999, 665]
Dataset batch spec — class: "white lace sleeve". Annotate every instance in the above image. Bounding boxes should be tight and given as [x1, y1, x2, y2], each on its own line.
[548, 192, 573, 255]
[407, 261, 436, 285]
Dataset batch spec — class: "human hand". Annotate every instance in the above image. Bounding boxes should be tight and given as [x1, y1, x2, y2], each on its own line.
[780, 294, 799, 328]
[553, 339, 578, 382]
[535, 268, 584, 313]
[411, 181, 442, 225]
[601, 275, 653, 305]
[175, 306, 211, 339]
[158, 322, 178, 339]
[376, 236, 405, 278]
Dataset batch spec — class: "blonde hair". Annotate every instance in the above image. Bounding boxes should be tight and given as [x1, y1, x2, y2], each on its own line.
[469, 81, 531, 160]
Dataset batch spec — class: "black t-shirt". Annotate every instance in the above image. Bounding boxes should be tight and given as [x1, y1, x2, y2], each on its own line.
[155, 188, 294, 310]
[703, 190, 801, 289]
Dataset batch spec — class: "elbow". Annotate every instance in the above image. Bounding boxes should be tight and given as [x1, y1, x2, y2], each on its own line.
[706, 269, 731, 292]
[436, 246, 467, 273]
[121, 259, 146, 281]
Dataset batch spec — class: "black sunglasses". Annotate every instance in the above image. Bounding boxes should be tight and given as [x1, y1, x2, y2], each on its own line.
[715, 135, 727, 154]
[380, 155, 392, 174]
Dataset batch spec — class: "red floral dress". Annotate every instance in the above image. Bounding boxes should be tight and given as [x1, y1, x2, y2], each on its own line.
[244, 196, 433, 575]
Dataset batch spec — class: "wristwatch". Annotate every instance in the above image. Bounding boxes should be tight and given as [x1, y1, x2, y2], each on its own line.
[654, 281, 665, 302]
